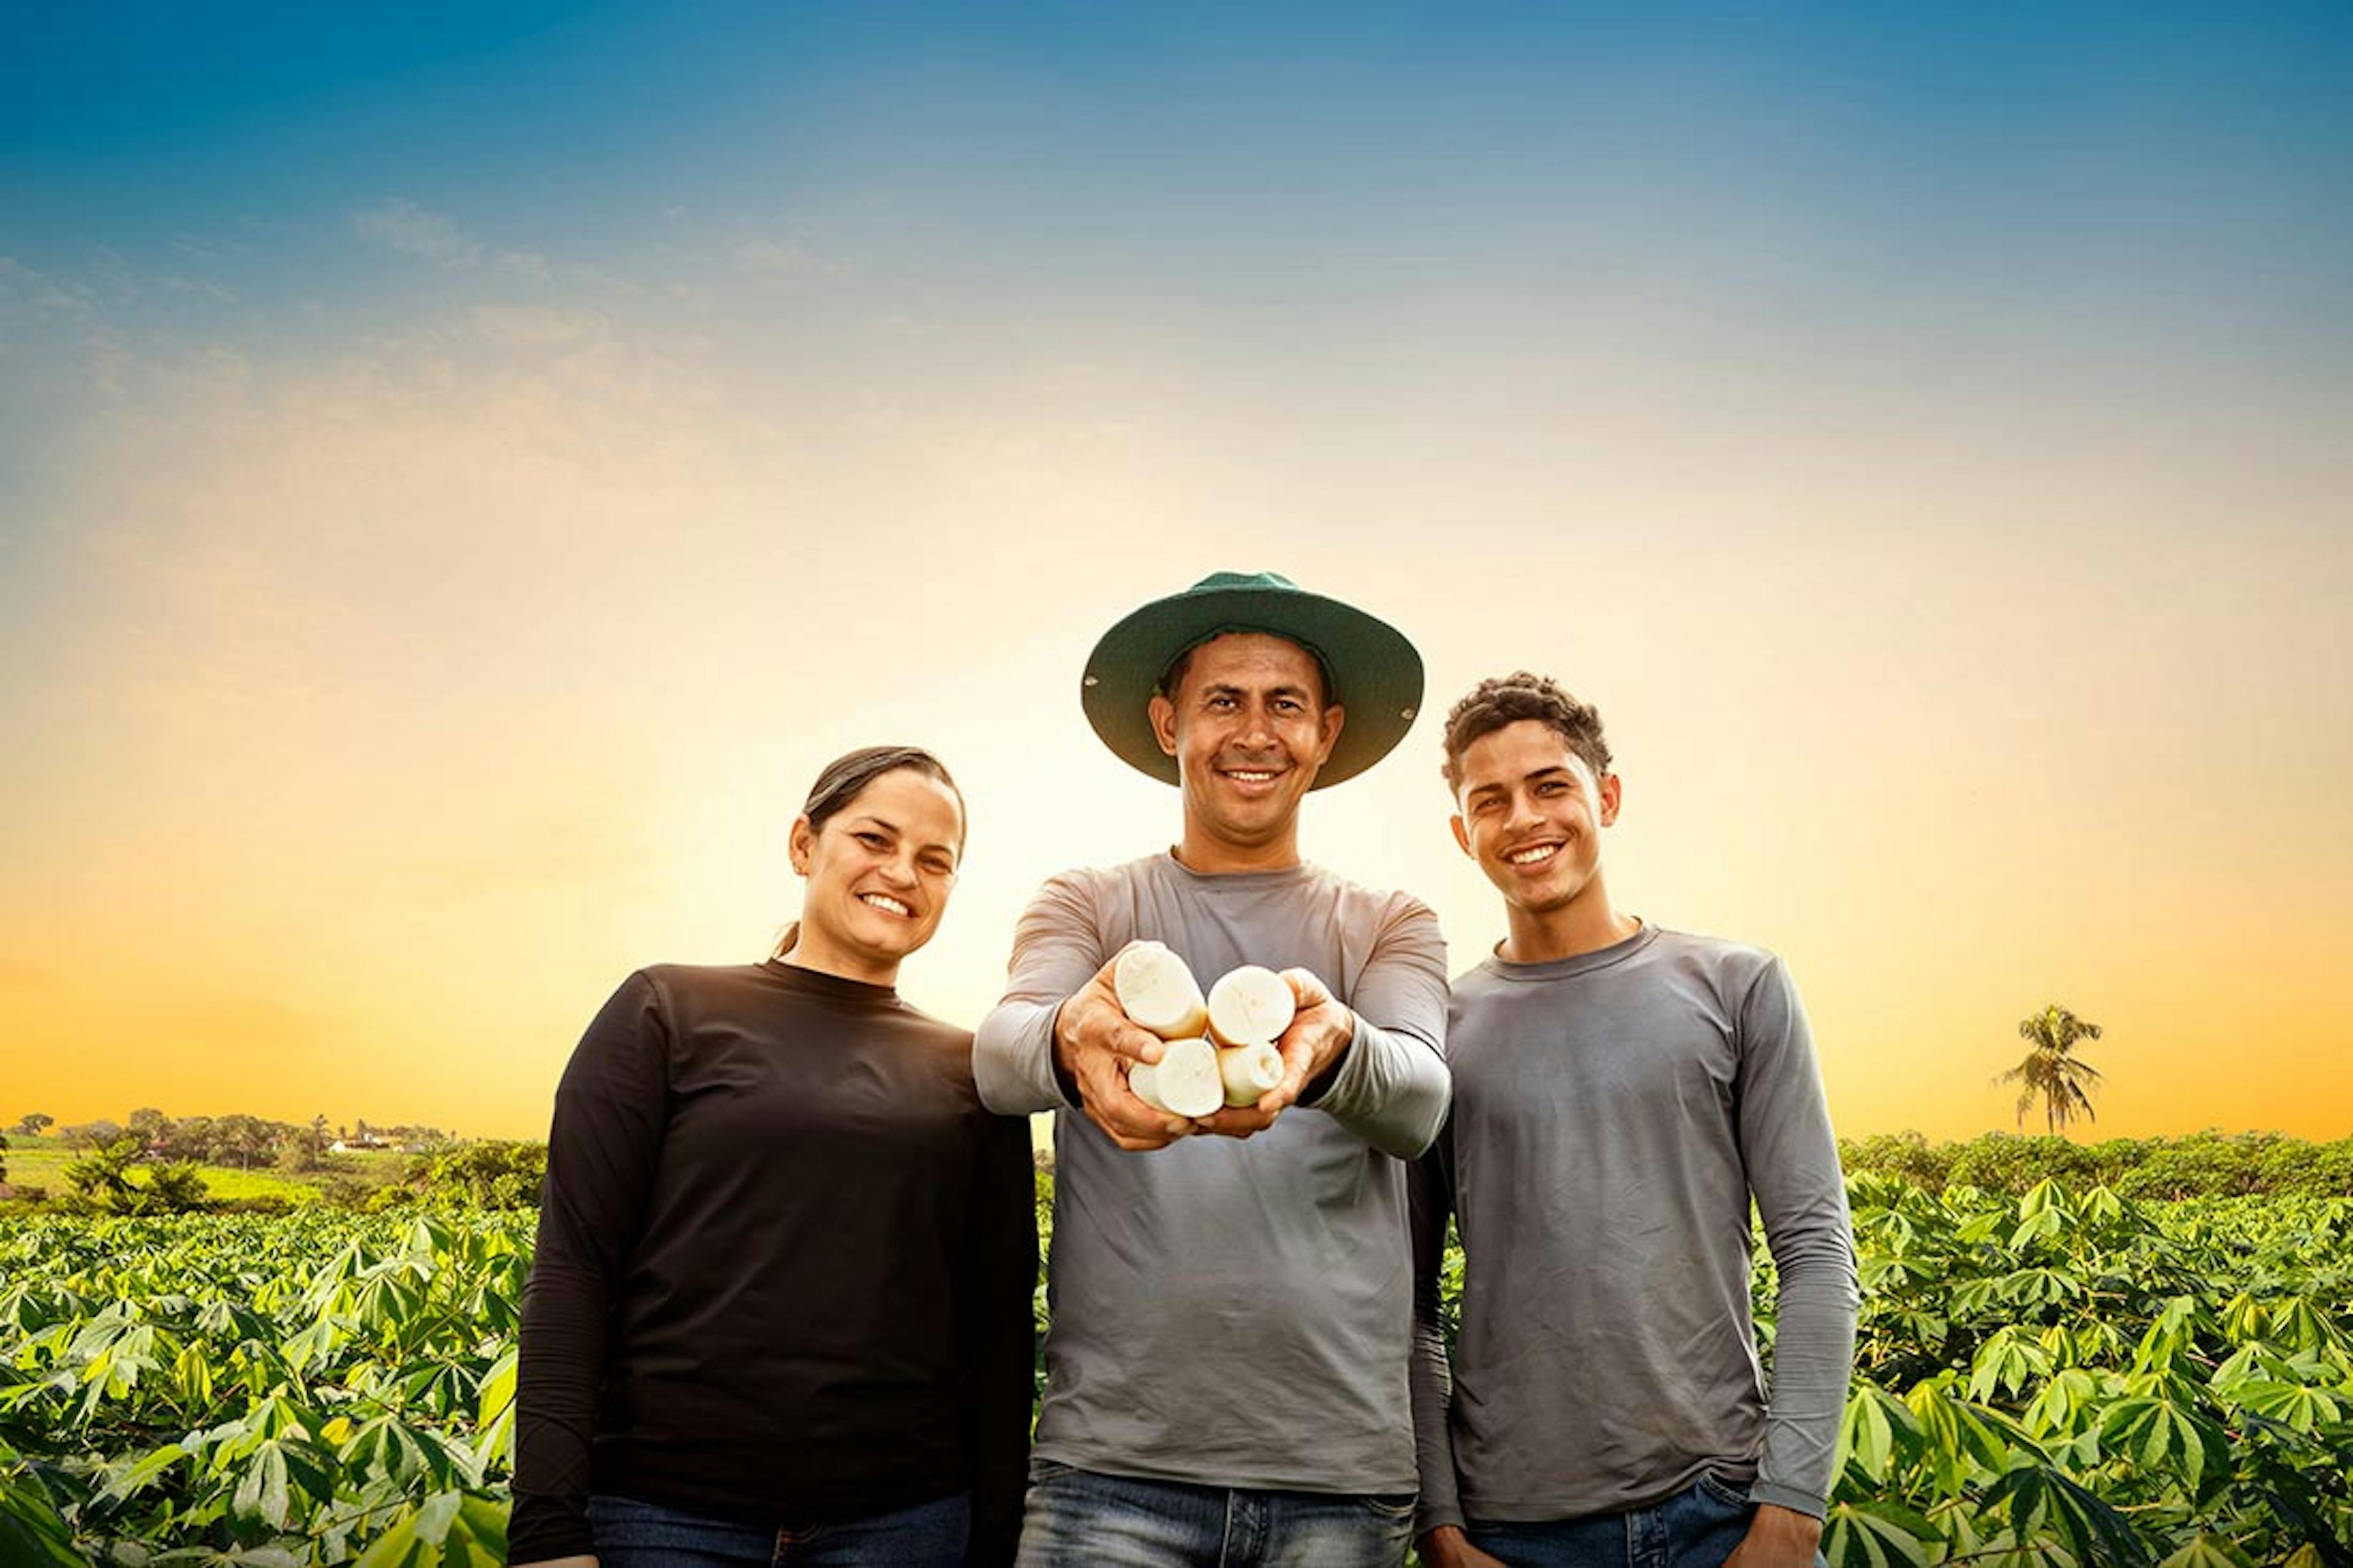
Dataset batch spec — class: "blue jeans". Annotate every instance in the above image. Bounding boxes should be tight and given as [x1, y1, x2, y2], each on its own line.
[1014, 1460, 1415, 1567]
[586, 1490, 971, 1567]
[1464, 1474, 1767, 1568]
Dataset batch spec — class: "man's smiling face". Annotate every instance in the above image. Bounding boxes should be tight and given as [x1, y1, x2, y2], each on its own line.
[1450, 718, 1620, 919]
[1150, 632, 1344, 858]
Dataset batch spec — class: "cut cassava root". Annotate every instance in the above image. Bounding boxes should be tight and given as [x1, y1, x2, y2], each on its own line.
[1113, 941, 1208, 1040]
[1127, 1038, 1225, 1118]
[1207, 965, 1296, 1047]
[1110, 944, 1305, 1121]
[1218, 1041, 1284, 1107]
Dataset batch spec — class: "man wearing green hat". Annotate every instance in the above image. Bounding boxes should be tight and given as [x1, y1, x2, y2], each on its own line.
[976, 571, 1453, 1566]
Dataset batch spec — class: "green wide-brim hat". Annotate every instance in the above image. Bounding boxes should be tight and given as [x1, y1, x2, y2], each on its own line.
[1081, 570, 1425, 790]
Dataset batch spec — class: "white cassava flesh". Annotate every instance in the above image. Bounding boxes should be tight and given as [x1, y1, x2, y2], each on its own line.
[1113, 941, 1208, 1040]
[1207, 964, 1296, 1046]
[1218, 1042, 1284, 1107]
[1127, 1037, 1223, 1119]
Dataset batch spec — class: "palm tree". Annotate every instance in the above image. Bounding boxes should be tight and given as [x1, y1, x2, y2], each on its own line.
[1999, 1004, 2107, 1135]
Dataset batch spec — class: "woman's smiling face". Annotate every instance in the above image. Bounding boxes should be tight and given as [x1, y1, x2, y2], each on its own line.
[789, 767, 964, 984]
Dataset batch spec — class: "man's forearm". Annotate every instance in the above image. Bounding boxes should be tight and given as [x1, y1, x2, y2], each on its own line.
[1753, 1252, 1859, 1514]
[1737, 956, 1859, 1515]
[1305, 1013, 1450, 1157]
[974, 998, 1072, 1115]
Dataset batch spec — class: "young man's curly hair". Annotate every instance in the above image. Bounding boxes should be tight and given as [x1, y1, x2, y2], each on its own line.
[1441, 672, 1612, 792]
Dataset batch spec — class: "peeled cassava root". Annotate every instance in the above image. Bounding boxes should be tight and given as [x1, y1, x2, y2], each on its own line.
[1217, 1040, 1284, 1107]
[1113, 945, 1301, 1116]
[1207, 965, 1297, 1047]
[1113, 941, 1208, 1040]
[1130, 1037, 1286, 1115]
[1128, 1038, 1226, 1118]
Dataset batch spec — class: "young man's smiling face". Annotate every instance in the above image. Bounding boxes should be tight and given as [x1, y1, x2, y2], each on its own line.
[1150, 632, 1344, 865]
[1450, 717, 1620, 921]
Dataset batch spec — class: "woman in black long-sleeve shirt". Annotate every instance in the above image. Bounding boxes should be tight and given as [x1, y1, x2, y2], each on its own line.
[510, 746, 1037, 1568]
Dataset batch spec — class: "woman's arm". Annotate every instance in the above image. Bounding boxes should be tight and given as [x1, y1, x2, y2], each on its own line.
[510, 972, 673, 1566]
[956, 1108, 1041, 1568]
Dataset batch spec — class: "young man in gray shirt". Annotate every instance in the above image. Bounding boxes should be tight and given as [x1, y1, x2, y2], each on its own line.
[1410, 673, 1858, 1568]
[976, 571, 1452, 1567]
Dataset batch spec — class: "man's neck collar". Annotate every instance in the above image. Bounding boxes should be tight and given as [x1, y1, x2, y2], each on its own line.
[1501, 888, 1639, 966]
[1169, 835, 1303, 876]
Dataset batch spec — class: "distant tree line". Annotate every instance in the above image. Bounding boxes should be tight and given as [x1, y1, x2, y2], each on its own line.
[1840, 1129, 2353, 1199]
[17, 1110, 2351, 1210]
[11, 1108, 453, 1173]
[3, 1111, 544, 1217]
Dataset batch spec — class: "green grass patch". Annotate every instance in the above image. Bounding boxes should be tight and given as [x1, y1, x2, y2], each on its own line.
[1, 1143, 79, 1194]
[193, 1165, 320, 1202]
[1, 1135, 406, 1206]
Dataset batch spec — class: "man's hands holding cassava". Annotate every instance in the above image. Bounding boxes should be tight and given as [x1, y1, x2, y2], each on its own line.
[1055, 953, 1355, 1149]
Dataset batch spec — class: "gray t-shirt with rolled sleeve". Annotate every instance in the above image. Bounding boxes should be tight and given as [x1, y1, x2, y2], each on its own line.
[1409, 923, 1858, 1531]
[976, 852, 1452, 1493]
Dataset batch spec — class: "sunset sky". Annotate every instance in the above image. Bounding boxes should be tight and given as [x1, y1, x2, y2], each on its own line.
[5, 3, 2349, 1145]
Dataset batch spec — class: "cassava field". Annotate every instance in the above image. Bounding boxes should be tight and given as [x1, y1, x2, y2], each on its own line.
[2, 1178, 2349, 1567]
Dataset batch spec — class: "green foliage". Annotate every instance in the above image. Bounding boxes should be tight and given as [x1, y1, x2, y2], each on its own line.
[388, 1143, 545, 1212]
[61, 1137, 214, 1216]
[61, 1135, 137, 1203]
[146, 1161, 211, 1212]
[7, 1180, 2349, 1562]
[2, 1210, 530, 1562]
[1841, 1131, 2353, 1200]
[2001, 1003, 2109, 1137]
[1827, 1175, 2353, 1562]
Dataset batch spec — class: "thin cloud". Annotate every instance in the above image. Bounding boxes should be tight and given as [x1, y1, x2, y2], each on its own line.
[470, 304, 605, 348]
[0, 257, 97, 316]
[153, 346, 253, 402]
[81, 326, 134, 398]
[352, 197, 484, 268]
[90, 250, 145, 306]
[731, 238, 841, 276]
[161, 276, 240, 303]
[499, 249, 553, 283]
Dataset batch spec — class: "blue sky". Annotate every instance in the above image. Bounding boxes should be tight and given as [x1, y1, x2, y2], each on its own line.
[10, 2, 2349, 561]
[14, 4, 2351, 280]
[12, 4, 2350, 401]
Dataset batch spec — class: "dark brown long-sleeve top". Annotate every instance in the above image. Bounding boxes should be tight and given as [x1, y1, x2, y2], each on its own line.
[510, 960, 1038, 1566]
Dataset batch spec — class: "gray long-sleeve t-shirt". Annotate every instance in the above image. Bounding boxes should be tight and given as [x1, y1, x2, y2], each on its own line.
[976, 852, 1452, 1491]
[1408, 924, 1858, 1531]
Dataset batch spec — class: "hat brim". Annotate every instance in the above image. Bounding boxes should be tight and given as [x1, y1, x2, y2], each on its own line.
[1082, 583, 1424, 789]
